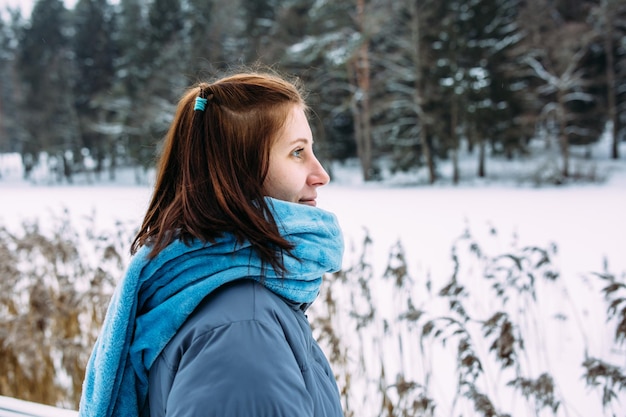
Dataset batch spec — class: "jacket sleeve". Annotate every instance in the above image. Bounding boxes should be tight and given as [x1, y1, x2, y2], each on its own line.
[159, 319, 314, 417]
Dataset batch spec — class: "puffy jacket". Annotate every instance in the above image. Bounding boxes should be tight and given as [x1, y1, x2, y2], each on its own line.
[148, 279, 343, 417]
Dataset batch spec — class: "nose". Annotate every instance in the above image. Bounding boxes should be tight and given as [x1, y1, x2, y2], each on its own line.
[309, 156, 330, 187]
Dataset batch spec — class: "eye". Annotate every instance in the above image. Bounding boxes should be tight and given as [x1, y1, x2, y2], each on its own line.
[291, 147, 304, 158]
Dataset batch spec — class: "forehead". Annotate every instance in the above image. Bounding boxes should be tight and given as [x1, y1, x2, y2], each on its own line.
[275, 105, 312, 145]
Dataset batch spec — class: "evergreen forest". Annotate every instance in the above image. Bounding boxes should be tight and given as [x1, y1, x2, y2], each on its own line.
[0, 0, 625, 184]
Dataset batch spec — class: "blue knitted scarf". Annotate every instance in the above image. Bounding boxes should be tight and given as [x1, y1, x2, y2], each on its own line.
[78, 198, 344, 417]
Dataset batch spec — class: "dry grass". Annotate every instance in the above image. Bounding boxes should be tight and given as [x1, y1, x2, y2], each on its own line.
[0, 211, 132, 408]
[0, 213, 624, 415]
[310, 228, 626, 417]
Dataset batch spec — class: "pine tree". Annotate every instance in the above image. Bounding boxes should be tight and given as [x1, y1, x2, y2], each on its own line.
[0, 10, 29, 160]
[145, 0, 185, 96]
[464, 0, 524, 175]
[590, 0, 626, 159]
[278, 0, 359, 168]
[418, 0, 524, 182]
[72, 0, 117, 176]
[239, 0, 278, 62]
[364, 0, 440, 182]
[185, 0, 216, 73]
[116, 0, 146, 97]
[115, 0, 187, 175]
[0, 13, 17, 153]
[17, 0, 79, 182]
[517, 0, 603, 178]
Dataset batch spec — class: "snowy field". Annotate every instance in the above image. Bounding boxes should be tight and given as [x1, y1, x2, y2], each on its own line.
[1, 149, 624, 291]
[0, 141, 625, 416]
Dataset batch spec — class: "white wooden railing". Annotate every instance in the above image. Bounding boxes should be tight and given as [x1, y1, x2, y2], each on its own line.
[0, 396, 78, 417]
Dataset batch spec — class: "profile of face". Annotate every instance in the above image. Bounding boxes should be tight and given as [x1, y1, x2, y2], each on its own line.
[264, 105, 330, 207]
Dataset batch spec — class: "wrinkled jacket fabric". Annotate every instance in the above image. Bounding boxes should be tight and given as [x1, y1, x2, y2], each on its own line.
[148, 279, 343, 417]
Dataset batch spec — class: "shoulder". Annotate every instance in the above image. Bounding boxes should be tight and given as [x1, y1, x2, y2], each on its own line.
[148, 280, 317, 417]
[184, 279, 304, 332]
[158, 279, 307, 369]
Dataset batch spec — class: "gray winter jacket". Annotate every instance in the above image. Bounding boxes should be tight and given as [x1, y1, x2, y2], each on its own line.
[148, 279, 343, 417]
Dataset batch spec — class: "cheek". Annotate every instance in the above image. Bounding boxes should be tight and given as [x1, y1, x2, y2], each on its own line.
[264, 169, 302, 201]
[264, 169, 287, 198]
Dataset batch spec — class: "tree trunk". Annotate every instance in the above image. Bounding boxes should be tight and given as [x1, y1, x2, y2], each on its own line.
[557, 91, 569, 178]
[349, 0, 374, 181]
[108, 138, 117, 181]
[421, 125, 436, 184]
[478, 139, 486, 178]
[473, 125, 486, 178]
[409, 0, 435, 184]
[602, 0, 619, 159]
[451, 96, 459, 184]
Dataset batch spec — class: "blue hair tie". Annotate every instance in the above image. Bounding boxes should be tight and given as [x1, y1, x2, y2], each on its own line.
[194, 97, 208, 111]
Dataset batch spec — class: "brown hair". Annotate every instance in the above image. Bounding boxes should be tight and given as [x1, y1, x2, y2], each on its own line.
[131, 71, 307, 274]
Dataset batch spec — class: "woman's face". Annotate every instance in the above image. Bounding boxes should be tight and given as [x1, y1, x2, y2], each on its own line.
[264, 105, 330, 206]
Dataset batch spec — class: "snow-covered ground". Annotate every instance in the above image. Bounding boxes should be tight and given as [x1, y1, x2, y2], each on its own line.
[0, 136, 625, 416]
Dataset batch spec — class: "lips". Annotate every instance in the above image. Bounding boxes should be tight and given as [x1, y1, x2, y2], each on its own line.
[299, 197, 317, 207]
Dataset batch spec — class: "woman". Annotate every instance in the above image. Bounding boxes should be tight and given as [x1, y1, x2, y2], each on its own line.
[78, 71, 344, 417]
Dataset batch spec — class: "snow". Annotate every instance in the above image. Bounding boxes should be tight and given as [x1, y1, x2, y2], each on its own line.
[0, 136, 625, 416]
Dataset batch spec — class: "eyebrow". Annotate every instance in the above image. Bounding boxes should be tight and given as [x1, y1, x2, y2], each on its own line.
[288, 138, 311, 146]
